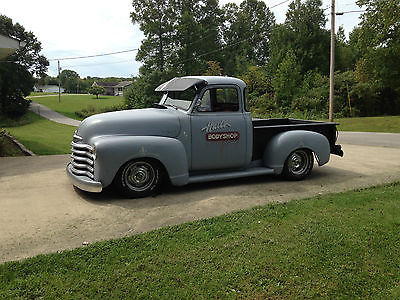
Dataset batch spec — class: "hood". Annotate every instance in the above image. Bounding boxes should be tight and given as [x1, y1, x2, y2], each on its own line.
[76, 108, 181, 143]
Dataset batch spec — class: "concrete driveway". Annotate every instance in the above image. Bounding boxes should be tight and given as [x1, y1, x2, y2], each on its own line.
[1, 137, 400, 263]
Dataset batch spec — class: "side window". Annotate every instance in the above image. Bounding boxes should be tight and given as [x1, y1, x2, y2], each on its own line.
[198, 89, 212, 112]
[197, 87, 239, 112]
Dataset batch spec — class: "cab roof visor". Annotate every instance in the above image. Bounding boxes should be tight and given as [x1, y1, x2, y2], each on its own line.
[155, 78, 207, 92]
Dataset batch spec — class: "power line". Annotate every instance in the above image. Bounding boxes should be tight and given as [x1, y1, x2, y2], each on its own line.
[62, 58, 135, 68]
[269, 0, 291, 9]
[48, 48, 139, 61]
[336, 10, 366, 15]
[175, 37, 252, 65]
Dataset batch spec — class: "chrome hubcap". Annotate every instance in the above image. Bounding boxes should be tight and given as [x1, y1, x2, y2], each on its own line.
[287, 150, 310, 175]
[124, 162, 155, 192]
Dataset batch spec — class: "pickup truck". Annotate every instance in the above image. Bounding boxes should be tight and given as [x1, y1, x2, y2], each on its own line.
[66, 76, 343, 197]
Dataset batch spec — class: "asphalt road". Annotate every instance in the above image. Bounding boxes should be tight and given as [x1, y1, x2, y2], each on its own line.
[1, 136, 400, 263]
[29, 102, 81, 126]
[339, 131, 400, 148]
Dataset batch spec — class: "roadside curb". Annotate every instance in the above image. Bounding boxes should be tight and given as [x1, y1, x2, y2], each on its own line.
[0, 130, 35, 156]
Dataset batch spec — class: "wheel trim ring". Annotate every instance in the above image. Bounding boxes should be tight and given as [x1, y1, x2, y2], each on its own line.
[287, 150, 310, 176]
[123, 162, 156, 192]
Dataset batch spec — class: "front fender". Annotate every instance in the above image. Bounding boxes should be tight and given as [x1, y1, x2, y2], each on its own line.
[263, 130, 330, 174]
[90, 135, 189, 188]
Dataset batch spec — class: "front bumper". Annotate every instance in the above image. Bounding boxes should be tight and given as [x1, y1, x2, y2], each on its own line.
[66, 162, 103, 193]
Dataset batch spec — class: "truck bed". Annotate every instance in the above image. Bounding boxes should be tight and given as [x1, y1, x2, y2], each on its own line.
[252, 118, 340, 160]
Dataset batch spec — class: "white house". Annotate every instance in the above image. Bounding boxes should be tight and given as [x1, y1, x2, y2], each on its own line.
[0, 33, 26, 59]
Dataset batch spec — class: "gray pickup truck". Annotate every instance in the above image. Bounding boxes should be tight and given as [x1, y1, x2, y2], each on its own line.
[66, 76, 343, 197]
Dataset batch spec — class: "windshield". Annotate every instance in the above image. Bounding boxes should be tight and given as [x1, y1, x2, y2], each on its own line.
[161, 88, 197, 111]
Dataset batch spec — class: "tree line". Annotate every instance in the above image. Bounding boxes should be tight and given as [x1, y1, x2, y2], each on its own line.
[126, 0, 400, 118]
[36, 72, 131, 94]
[1, 0, 399, 119]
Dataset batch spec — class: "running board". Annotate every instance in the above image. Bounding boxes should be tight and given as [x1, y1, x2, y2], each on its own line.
[188, 167, 275, 184]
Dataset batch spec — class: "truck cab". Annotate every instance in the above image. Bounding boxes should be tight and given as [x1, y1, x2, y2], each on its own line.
[67, 76, 343, 198]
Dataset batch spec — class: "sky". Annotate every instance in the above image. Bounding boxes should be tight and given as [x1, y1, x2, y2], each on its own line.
[1, 0, 363, 79]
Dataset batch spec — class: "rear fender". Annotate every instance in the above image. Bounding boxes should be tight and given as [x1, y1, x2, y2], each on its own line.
[263, 130, 330, 174]
[90, 135, 189, 187]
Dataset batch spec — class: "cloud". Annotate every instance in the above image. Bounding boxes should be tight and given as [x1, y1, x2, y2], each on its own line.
[2, 0, 143, 77]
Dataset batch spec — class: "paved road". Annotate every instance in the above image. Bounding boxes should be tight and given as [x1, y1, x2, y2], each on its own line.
[1, 140, 400, 263]
[29, 101, 81, 126]
[339, 131, 400, 148]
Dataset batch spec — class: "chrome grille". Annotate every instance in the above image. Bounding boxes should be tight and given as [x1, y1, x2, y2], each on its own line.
[70, 139, 95, 179]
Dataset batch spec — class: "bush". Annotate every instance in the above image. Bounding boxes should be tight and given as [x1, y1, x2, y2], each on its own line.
[0, 95, 30, 118]
[0, 62, 34, 118]
[248, 92, 276, 116]
[123, 86, 146, 109]
[75, 104, 123, 119]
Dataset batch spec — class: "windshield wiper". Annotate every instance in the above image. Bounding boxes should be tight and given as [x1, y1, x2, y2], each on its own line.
[164, 103, 179, 110]
[152, 103, 168, 109]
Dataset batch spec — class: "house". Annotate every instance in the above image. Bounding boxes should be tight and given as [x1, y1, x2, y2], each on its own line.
[34, 85, 65, 93]
[0, 33, 26, 59]
[92, 81, 133, 96]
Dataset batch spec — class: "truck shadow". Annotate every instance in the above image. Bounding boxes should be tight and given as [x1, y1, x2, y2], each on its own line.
[76, 165, 361, 210]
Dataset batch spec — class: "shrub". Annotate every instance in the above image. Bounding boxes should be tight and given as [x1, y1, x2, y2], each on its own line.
[75, 104, 123, 119]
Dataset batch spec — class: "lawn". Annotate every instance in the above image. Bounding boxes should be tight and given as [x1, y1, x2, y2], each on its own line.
[335, 115, 400, 133]
[3, 112, 76, 155]
[1, 182, 399, 298]
[28, 94, 125, 120]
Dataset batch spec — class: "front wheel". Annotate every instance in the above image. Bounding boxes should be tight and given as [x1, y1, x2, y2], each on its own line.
[114, 159, 163, 198]
[282, 149, 314, 180]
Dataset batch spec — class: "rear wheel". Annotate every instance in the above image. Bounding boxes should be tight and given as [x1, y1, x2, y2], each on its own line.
[115, 159, 162, 198]
[282, 149, 314, 180]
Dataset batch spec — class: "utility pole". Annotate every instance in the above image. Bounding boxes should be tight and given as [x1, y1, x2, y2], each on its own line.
[58, 60, 61, 103]
[329, 0, 335, 122]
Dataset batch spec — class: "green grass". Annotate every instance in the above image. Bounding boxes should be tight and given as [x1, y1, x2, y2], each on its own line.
[336, 115, 400, 133]
[29, 94, 124, 120]
[0, 135, 25, 157]
[1, 183, 400, 298]
[3, 112, 76, 155]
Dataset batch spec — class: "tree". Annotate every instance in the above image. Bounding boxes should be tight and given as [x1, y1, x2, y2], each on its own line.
[0, 14, 48, 117]
[203, 61, 223, 76]
[88, 85, 105, 99]
[0, 15, 48, 77]
[222, 0, 275, 75]
[240, 65, 271, 96]
[131, 0, 225, 105]
[60, 69, 80, 93]
[335, 26, 355, 72]
[174, 0, 223, 75]
[357, 0, 400, 89]
[131, 0, 176, 73]
[272, 50, 301, 111]
[36, 75, 58, 86]
[269, 0, 329, 75]
[351, 0, 400, 115]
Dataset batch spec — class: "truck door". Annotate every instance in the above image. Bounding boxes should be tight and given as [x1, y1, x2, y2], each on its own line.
[190, 85, 248, 171]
